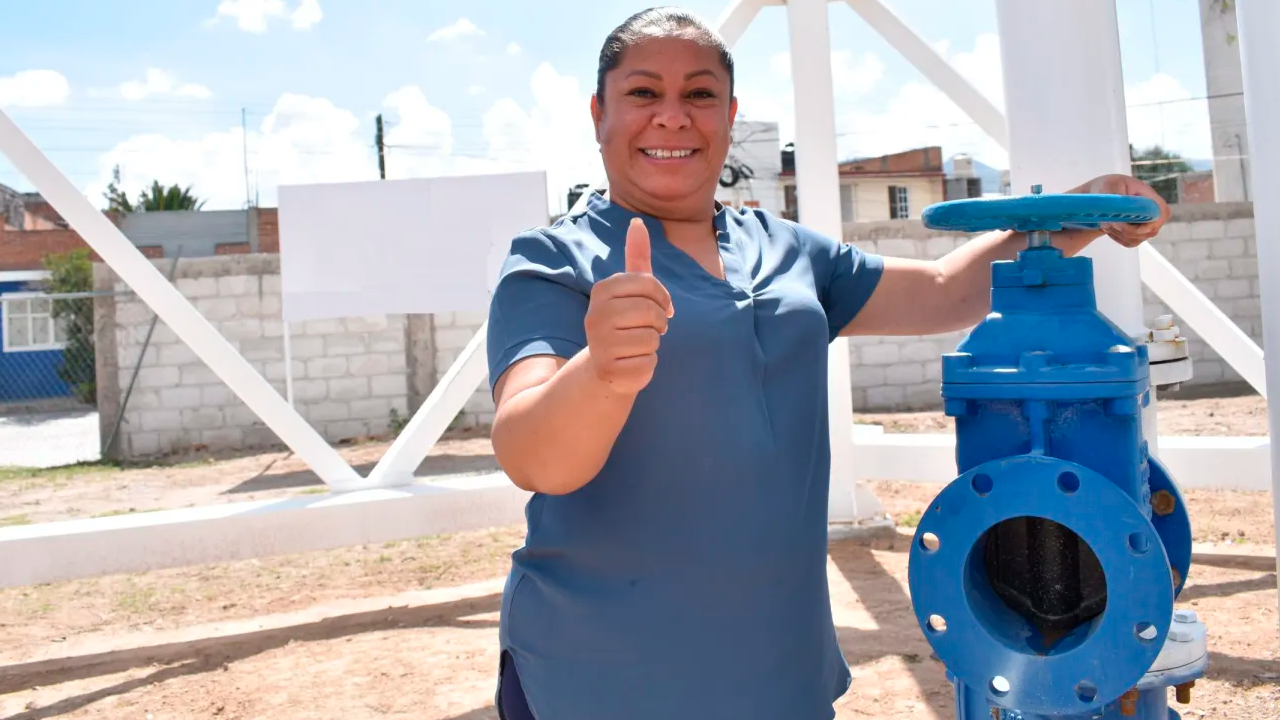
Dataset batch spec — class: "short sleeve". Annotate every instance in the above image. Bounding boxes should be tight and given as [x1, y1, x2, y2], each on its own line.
[787, 220, 885, 341]
[486, 229, 591, 395]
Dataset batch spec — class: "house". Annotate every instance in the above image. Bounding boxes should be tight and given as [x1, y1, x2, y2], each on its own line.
[714, 120, 787, 216]
[779, 146, 947, 223]
[0, 187, 281, 408]
[0, 269, 75, 405]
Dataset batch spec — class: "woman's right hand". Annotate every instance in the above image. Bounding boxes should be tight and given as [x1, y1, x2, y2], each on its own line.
[584, 218, 674, 395]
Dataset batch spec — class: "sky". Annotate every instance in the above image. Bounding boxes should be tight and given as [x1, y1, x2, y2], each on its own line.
[0, 0, 1222, 216]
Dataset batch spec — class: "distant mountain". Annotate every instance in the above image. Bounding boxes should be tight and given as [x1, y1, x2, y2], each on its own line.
[944, 156, 1005, 194]
[942, 155, 1213, 194]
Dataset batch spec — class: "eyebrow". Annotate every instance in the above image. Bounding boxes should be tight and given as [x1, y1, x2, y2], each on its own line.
[625, 69, 721, 82]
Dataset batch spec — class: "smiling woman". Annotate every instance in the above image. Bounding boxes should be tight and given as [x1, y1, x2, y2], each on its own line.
[481, 6, 1170, 720]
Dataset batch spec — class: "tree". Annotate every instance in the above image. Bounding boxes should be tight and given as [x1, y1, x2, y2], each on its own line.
[103, 165, 206, 213]
[1130, 144, 1194, 205]
[41, 249, 96, 405]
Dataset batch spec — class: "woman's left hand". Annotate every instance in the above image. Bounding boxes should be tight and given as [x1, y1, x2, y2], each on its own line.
[1072, 173, 1171, 248]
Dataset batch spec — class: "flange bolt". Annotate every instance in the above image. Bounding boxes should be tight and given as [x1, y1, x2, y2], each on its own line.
[1151, 490, 1177, 517]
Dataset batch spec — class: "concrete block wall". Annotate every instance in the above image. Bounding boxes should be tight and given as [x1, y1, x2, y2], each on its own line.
[1138, 203, 1261, 386]
[89, 202, 1265, 457]
[839, 201, 1262, 410]
[431, 310, 494, 429]
[95, 255, 412, 459]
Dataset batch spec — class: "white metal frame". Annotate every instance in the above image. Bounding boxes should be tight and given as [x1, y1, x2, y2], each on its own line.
[0, 0, 1273, 595]
[1233, 0, 1280, 634]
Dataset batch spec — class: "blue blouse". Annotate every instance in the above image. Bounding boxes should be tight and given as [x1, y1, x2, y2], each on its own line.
[486, 191, 884, 720]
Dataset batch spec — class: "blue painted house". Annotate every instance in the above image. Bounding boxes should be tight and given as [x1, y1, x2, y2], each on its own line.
[0, 270, 74, 404]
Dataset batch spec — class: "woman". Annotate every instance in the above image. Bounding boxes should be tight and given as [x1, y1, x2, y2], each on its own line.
[485, 7, 1169, 720]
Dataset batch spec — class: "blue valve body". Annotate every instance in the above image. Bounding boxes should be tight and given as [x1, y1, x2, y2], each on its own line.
[908, 191, 1199, 720]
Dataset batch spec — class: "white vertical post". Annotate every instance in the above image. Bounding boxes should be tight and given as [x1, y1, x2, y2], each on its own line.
[786, 0, 868, 524]
[1233, 0, 1280, 643]
[994, 0, 1142, 335]
[994, 0, 1157, 444]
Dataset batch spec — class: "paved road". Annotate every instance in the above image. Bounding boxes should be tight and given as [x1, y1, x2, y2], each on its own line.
[0, 409, 100, 469]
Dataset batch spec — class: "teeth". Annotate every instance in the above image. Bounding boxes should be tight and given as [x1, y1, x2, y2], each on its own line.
[644, 149, 693, 159]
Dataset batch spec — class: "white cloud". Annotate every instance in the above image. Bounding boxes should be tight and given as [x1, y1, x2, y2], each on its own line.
[0, 70, 70, 108]
[769, 50, 883, 96]
[215, 0, 285, 33]
[86, 92, 378, 210]
[83, 62, 602, 217]
[291, 0, 322, 30]
[507, 42, 522, 55]
[427, 18, 484, 42]
[480, 62, 603, 213]
[119, 69, 212, 101]
[745, 49, 885, 150]
[212, 0, 320, 33]
[832, 33, 1007, 166]
[1124, 73, 1213, 160]
[744, 35, 1007, 167]
[468, 85, 486, 96]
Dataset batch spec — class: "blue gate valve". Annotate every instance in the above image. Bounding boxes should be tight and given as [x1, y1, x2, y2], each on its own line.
[909, 186, 1208, 719]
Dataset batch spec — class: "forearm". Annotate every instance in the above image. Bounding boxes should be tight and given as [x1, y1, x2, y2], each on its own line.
[490, 350, 637, 495]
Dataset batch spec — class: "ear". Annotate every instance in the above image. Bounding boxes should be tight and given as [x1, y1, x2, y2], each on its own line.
[728, 95, 738, 126]
[590, 93, 603, 144]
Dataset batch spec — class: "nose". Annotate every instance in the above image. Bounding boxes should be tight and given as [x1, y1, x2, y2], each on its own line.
[652, 96, 692, 130]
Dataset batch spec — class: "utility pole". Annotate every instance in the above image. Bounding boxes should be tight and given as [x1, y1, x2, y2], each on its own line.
[375, 113, 386, 180]
[242, 108, 252, 207]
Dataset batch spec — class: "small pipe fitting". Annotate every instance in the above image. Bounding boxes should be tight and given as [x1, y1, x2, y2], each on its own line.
[1176, 680, 1195, 704]
[1119, 688, 1139, 716]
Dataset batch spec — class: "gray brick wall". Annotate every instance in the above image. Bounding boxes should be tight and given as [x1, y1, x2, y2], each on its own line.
[91, 202, 1264, 457]
[839, 202, 1261, 410]
[96, 255, 412, 459]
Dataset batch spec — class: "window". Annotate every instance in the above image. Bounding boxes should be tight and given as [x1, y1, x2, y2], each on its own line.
[783, 185, 799, 222]
[840, 183, 855, 223]
[888, 185, 910, 219]
[2, 294, 68, 353]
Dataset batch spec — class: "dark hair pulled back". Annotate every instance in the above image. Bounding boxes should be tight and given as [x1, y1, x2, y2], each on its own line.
[596, 7, 735, 103]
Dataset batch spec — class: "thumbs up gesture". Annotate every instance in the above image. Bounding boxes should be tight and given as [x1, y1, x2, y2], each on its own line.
[584, 218, 674, 395]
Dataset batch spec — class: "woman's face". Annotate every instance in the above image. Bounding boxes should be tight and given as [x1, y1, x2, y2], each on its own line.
[591, 35, 737, 219]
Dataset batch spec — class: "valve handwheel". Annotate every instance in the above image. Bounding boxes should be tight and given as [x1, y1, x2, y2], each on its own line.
[921, 184, 1161, 246]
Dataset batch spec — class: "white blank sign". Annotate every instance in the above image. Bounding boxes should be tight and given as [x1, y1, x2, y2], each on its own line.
[277, 171, 549, 322]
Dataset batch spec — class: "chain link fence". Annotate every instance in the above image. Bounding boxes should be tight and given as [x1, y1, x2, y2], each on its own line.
[0, 292, 96, 411]
[0, 291, 101, 469]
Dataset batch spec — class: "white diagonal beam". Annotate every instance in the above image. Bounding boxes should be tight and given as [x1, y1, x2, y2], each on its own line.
[1139, 245, 1266, 395]
[0, 109, 362, 488]
[365, 321, 489, 487]
[842, 0, 1265, 397]
[843, 0, 1008, 148]
[716, 0, 770, 46]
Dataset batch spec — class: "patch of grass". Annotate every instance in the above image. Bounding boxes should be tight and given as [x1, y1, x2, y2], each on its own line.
[297, 486, 328, 495]
[0, 461, 122, 484]
[897, 510, 923, 528]
[0, 513, 32, 527]
[114, 586, 158, 614]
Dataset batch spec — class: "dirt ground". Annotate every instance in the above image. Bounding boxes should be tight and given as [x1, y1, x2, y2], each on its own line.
[0, 393, 1268, 528]
[0, 394, 1276, 718]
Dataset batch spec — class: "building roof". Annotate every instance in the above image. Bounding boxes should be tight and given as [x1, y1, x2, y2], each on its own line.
[779, 145, 945, 179]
